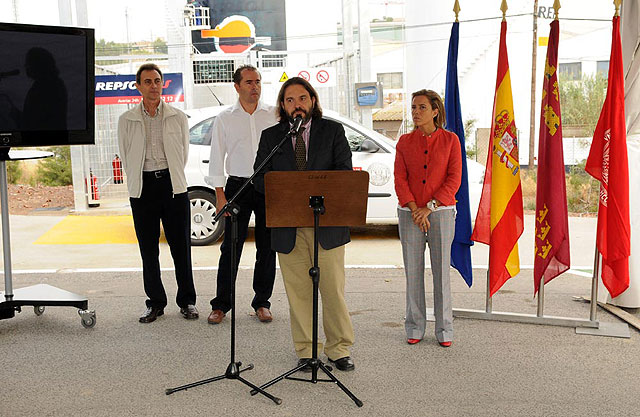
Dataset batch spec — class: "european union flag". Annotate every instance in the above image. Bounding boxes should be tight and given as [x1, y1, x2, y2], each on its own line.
[445, 21, 473, 287]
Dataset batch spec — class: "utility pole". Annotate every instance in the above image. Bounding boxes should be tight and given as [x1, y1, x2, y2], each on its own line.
[529, 0, 539, 169]
[12, 0, 18, 22]
[358, 0, 373, 128]
[342, 0, 354, 119]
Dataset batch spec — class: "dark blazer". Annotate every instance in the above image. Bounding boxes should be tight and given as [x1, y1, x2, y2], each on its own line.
[254, 117, 353, 254]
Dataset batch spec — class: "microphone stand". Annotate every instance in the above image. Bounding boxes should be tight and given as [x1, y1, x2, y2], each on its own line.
[165, 123, 298, 404]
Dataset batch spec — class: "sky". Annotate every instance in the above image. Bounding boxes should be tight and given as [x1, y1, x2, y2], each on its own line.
[1, 0, 404, 43]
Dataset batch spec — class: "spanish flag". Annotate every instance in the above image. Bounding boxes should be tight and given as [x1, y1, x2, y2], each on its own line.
[534, 19, 570, 295]
[471, 20, 524, 296]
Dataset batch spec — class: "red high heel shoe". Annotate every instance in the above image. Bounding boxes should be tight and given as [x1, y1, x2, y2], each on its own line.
[439, 341, 452, 347]
[407, 338, 421, 345]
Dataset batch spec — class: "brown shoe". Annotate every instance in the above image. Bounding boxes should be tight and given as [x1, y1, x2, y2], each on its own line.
[207, 309, 225, 324]
[256, 307, 273, 323]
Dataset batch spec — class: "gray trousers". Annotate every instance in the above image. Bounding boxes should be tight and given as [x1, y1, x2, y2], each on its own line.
[398, 208, 455, 342]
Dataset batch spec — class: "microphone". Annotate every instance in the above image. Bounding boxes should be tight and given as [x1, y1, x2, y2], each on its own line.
[289, 116, 303, 136]
[0, 69, 19, 79]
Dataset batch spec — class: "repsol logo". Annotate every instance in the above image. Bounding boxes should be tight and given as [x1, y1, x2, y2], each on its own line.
[95, 80, 172, 91]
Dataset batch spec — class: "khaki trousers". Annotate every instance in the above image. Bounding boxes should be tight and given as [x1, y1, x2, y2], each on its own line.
[278, 228, 354, 360]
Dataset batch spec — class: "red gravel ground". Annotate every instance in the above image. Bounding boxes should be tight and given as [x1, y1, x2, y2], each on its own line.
[5, 184, 74, 215]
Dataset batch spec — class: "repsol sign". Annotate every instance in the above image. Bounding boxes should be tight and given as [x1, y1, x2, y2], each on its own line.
[95, 73, 183, 105]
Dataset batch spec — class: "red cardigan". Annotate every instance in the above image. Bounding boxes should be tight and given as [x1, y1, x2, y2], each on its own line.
[394, 128, 462, 209]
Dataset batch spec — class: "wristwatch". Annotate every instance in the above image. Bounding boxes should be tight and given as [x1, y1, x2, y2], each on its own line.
[427, 199, 439, 211]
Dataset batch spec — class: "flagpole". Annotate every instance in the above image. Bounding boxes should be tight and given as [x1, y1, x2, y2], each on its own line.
[536, 280, 544, 316]
[485, 270, 492, 313]
[590, 247, 601, 321]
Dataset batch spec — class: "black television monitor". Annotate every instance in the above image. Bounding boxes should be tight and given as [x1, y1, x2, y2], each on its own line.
[0, 22, 95, 147]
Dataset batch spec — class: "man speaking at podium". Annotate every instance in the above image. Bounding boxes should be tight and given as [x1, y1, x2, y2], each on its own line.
[254, 77, 355, 372]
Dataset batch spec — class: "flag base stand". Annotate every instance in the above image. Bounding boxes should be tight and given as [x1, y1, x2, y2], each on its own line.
[426, 308, 629, 338]
[575, 321, 630, 338]
[424, 256, 630, 339]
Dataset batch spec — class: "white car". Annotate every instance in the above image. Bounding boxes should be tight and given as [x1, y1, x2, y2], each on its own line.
[185, 106, 483, 245]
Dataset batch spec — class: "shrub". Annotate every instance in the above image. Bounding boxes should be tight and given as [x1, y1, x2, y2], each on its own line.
[520, 160, 598, 214]
[6, 160, 22, 184]
[36, 146, 72, 186]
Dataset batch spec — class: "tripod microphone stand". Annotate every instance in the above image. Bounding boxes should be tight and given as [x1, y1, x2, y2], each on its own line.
[251, 196, 363, 407]
[249, 170, 368, 407]
[165, 125, 301, 404]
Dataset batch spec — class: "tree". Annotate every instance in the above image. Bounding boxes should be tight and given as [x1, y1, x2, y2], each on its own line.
[37, 146, 72, 186]
[152, 38, 168, 54]
[7, 161, 22, 184]
[558, 73, 607, 137]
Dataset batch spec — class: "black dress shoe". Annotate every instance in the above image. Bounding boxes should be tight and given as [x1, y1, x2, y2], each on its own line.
[297, 358, 313, 373]
[328, 356, 355, 371]
[139, 306, 164, 323]
[180, 304, 199, 320]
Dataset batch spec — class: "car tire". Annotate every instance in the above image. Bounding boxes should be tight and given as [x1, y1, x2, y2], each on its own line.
[189, 189, 224, 246]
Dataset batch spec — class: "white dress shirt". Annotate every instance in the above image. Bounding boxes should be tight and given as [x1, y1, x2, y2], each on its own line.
[205, 99, 277, 188]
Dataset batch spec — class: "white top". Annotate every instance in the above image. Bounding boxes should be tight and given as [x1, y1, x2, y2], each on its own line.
[117, 101, 189, 198]
[205, 99, 277, 188]
[141, 103, 168, 171]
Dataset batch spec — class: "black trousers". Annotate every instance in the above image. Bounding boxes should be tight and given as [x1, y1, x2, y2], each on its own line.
[210, 176, 276, 312]
[130, 172, 196, 309]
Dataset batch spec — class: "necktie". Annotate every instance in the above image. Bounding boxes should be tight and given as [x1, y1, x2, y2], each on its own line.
[294, 126, 307, 171]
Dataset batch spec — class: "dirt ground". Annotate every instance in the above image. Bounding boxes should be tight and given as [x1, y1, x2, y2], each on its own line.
[5, 184, 74, 215]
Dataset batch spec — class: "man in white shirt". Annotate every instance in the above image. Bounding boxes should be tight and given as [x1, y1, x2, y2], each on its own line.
[205, 65, 277, 324]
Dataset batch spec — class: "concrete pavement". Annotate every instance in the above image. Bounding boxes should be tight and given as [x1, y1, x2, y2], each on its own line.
[0, 214, 598, 272]
[1, 267, 639, 416]
[1, 213, 639, 416]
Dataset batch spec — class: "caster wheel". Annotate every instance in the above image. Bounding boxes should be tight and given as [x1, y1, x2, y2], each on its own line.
[34, 306, 45, 316]
[79, 310, 96, 328]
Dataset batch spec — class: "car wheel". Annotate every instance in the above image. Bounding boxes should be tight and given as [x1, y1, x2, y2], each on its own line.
[189, 189, 224, 246]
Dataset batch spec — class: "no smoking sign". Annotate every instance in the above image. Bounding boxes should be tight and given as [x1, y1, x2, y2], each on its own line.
[279, 68, 336, 87]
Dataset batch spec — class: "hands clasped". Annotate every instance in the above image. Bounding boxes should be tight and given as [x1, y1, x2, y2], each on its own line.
[411, 207, 432, 233]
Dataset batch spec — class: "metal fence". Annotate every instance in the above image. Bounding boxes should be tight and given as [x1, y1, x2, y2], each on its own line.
[76, 49, 356, 210]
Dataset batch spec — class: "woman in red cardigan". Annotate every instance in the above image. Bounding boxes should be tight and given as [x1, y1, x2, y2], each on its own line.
[394, 89, 462, 347]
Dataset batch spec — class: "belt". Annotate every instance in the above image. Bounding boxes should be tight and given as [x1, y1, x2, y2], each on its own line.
[228, 176, 249, 182]
[143, 169, 170, 179]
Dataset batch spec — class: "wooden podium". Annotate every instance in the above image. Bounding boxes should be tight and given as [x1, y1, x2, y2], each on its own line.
[254, 170, 368, 408]
[264, 170, 368, 228]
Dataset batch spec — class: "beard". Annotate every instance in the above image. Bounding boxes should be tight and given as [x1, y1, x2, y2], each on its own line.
[288, 107, 312, 123]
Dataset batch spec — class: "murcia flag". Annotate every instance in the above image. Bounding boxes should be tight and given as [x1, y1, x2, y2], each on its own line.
[534, 19, 570, 295]
[585, 15, 630, 298]
[471, 20, 524, 296]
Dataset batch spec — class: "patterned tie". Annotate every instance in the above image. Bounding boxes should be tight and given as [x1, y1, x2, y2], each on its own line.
[294, 126, 307, 171]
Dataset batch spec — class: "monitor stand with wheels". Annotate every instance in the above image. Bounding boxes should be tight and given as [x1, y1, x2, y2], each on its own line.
[0, 148, 95, 328]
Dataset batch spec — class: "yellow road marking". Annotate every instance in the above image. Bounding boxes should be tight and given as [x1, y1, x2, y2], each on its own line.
[34, 215, 166, 245]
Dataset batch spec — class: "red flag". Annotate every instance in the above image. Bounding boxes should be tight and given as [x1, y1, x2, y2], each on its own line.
[585, 16, 630, 298]
[471, 20, 524, 296]
[534, 19, 570, 295]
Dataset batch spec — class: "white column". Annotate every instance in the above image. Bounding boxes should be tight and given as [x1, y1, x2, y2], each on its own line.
[358, 0, 373, 129]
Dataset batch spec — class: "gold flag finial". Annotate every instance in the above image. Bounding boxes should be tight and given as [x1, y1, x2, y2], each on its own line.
[501, 0, 508, 21]
[553, 0, 561, 20]
[454, 0, 461, 22]
[614, 0, 621, 17]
